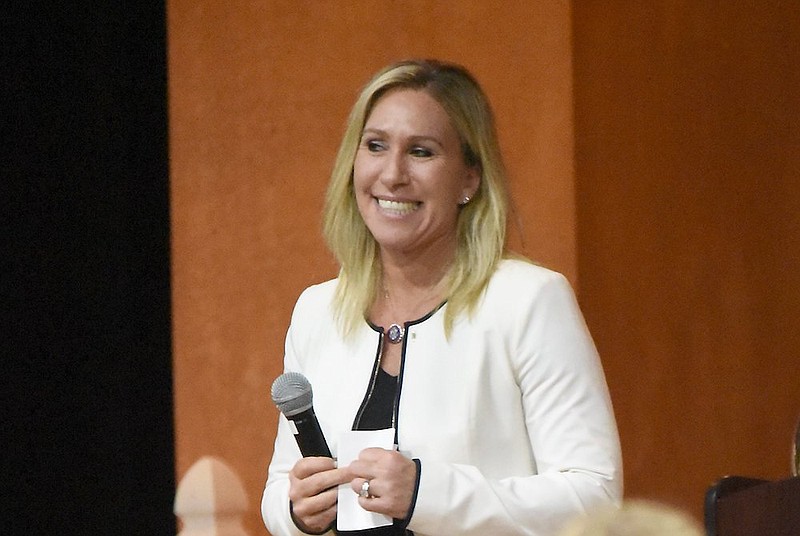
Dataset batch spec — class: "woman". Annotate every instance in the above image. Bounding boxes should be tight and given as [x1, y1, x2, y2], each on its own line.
[262, 59, 622, 536]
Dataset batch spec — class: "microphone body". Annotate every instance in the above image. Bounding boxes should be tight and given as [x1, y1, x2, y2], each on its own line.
[287, 406, 332, 458]
[271, 372, 332, 458]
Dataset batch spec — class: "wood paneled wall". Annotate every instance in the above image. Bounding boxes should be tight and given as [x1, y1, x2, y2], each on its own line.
[168, 3, 575, 534]
[573, 1, 800, 518]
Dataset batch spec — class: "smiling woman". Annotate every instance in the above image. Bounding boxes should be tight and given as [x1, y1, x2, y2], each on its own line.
[261, 59, 622, 536]
[351, 88, 480, 378]
[323, 61, 509, 342]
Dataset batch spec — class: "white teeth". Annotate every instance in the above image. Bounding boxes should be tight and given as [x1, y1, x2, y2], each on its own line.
[377, 198, 419, 214]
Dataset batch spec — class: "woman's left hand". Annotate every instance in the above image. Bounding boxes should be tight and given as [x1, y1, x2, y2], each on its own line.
[348, 447, 418, 519]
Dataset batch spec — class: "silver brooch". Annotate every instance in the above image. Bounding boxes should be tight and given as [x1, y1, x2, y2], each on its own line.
[386, 323, 404, 344]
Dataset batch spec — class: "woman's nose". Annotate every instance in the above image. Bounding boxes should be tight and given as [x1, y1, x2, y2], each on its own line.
[378, 151, 409, 187]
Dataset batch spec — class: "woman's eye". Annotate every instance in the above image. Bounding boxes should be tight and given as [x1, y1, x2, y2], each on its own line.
[410, 147, 433, 157]
[366, 140, 385, 152]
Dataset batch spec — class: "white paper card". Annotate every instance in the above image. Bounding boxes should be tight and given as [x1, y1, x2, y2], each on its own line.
[336, 428, 395, 531]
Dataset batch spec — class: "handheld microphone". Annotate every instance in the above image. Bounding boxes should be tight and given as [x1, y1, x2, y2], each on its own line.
[271, 372, 332, 458]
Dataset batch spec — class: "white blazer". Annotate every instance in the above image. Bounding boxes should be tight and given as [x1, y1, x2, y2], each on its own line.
[263, 259, 622, 536]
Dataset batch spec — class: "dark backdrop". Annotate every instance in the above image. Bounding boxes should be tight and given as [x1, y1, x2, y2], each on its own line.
[3, 3, 175, 534]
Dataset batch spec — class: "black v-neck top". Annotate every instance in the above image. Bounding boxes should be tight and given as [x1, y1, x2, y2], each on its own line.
[355, 367, 398, 432]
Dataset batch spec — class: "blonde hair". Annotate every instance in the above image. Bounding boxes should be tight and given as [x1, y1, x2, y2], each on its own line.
[558, 500, 704, 536]
[322, 59, 510, 337]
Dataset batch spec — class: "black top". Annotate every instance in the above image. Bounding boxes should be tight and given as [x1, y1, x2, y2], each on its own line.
[356, 367, 399, 432]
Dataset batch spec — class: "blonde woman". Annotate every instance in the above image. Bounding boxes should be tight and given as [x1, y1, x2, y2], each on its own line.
[263, 59, 622, 536]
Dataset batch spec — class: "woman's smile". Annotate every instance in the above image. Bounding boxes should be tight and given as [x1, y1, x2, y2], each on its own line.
[375, 197, 421, 216]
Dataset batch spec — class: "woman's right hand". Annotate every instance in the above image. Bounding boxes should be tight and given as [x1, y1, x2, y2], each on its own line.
[288, 457, 351, 533]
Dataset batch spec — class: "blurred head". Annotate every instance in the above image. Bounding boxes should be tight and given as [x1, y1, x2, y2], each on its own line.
[323, 59, 509, 334]
[558, 500, 704, 536]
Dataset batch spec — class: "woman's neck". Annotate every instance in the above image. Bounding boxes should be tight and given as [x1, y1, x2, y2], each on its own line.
[380, 243, 453, 295]
[376, 246, 453, 324]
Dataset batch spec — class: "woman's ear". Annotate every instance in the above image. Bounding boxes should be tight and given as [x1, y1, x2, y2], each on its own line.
[462, 164, 481, 202]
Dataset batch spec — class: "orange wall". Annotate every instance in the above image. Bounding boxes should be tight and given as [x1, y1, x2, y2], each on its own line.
[167, 3, 576, 534]
[169, 2, 800, 533]
[573, 2, 800, 518]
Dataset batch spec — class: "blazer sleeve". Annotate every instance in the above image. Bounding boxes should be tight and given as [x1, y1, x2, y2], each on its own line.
[261, 290, 337, 536]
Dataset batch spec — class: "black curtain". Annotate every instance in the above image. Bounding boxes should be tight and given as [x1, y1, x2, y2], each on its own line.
[4, 2, 175, 534]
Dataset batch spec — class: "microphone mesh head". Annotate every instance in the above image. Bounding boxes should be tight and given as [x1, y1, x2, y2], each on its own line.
[271, 371, 313, 417]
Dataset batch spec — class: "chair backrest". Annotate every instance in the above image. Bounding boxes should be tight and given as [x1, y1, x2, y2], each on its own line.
[704, 475, 800, 536]
[794, 416, 799, 477]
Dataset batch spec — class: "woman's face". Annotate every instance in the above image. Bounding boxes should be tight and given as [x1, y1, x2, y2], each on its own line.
[353, 88, 479, 259]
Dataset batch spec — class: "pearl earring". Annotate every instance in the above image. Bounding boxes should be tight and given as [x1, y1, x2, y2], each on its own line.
[461, 195, 471, 205]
